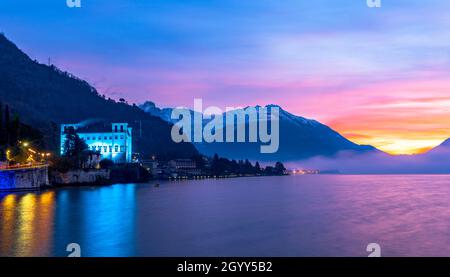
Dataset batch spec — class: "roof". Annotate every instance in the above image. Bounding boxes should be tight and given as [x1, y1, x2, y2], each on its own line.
[62, 121, 131, 134]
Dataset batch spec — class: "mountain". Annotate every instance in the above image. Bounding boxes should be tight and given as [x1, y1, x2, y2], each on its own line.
[426, 138, 450, 155]
[0, 34, 198, 159]
[139, 101, 174, 123]
[140, 102, 380, 161]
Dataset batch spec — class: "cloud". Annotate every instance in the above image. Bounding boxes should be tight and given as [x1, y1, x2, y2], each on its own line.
[2, 0, 450, 154]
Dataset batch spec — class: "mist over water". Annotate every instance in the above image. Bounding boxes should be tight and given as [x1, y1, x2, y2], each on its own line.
[286, 147, 450, 174]
[1, 175, 450, 257]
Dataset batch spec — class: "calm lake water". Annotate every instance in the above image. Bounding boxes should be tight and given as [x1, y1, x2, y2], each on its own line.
[1, 175, 450, 257]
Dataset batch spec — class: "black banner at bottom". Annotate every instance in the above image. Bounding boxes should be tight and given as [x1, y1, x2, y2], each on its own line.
[0, 257, 449, 275]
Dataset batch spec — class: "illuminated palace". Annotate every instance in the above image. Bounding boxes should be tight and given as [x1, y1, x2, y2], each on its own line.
[60, 122, 133, 163]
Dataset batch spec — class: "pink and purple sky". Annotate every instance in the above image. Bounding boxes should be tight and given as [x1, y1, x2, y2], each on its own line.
[1, 0, 449, 154]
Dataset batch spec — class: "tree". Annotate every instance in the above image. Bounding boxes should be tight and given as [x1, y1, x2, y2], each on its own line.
[211, 153, 221, 175]
[8, 143, 30, 164]
[8, 114, 20, 146]
[238, 160, 245, 174]
[4, 104, 9, 127]
[0, 102, 4, 160]
[244, 159, 254, 174]
[62, 127, 87, 157]
[51, 156, 75, 173]
[213, 153, 219, 163]
[0, 102, 3, 144]
[264, 166, 274, 175]
[99, 158, 114, 169]
[4, 104, 9, 145]
[62, 126, 88, 168]
[274, 161, 286, 175]
[255, 162, 261, 174]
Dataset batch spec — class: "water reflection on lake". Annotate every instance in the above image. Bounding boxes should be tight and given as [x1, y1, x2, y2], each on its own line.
[0, 192, 55, 256]
[1, 175, 450, 257]
[0, 185, 136, 256]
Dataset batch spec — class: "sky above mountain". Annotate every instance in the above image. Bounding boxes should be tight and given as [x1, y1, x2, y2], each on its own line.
[1, 0, 449, 154]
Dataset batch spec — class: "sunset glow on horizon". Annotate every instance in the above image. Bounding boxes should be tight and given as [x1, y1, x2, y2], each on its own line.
[1, 0, 449, 155]
[284, 78, 450, 155]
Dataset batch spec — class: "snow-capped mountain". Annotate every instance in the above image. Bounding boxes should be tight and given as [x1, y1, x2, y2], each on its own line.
[140, 102, 380, 161]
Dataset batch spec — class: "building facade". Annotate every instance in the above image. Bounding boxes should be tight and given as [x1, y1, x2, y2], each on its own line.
[168, 159, 201, 176]
[61, 122, 133, 163]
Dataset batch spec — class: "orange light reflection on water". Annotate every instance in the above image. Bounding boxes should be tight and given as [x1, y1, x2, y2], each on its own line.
[0, 191, 55, 256]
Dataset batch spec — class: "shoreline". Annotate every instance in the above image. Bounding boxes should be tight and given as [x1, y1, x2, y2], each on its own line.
[3, 173, 450, 193]
[0, 174, 290, 193]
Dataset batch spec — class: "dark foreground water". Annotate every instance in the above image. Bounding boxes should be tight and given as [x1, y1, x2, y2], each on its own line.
[1, 175, 450, 257]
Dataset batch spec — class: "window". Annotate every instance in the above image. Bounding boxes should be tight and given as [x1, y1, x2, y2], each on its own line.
[109, 146, 112, 152]
[109, 136, 112, 139]
[104, 136, 107, 140]
[120, 145, 126, 152]
[91, 146, 96, 151]
[120, 136, 124, 139]
[86, 137, 90, 140]
[114, 126, 118, 132]
[114, 145, 119, 152]
[120, 125, 124, 132]
[98, 136, 101, 140]
[103, 146, 107, 152]
[115, 136, 118, 139]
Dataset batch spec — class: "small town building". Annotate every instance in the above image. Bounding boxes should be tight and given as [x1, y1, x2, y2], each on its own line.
[168, 159, 201, 176]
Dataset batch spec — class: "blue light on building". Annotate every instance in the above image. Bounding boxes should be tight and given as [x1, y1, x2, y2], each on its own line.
[60, 122, 133, 163]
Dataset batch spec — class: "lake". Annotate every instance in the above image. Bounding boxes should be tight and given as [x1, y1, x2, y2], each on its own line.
[1, 175, 450, 257]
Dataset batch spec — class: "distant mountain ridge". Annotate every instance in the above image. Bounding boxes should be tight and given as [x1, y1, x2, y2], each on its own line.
[0, 34, 198, 159]
[426, 138, 450, 155]
[139, 101, 174, 123]
[139, 101, 380, 161]
[438, 138, 450, 148]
